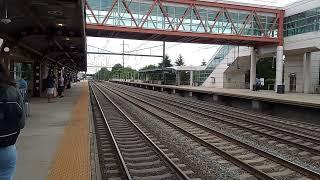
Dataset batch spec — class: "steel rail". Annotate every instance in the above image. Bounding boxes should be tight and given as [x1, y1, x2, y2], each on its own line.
[109, 83, 320, 155]
[115, 81, 320, 131]
[99, 82, 320, 179]
[91, 82, 192, 180]
[89, 83, 133, 180]
[97, 83, 277, 180]
[113, 82, 320, 141]
[179, 102, 320, 139]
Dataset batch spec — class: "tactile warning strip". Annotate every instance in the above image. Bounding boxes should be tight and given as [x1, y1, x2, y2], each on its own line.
[47, 82, 90, 180]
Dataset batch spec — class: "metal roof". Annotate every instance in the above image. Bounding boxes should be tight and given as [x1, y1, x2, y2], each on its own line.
[0, 0, 86, 71]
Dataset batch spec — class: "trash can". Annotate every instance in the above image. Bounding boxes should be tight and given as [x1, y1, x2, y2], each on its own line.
[277, 85, 285, 94]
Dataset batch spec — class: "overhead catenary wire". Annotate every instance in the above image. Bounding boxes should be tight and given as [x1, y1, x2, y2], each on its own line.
[126, 45, 163, 53]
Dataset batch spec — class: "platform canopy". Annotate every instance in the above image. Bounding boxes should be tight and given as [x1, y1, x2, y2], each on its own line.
[0, 0, 87, 71]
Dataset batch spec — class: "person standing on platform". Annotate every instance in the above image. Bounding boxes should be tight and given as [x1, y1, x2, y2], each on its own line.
[0, 63, 26, 180]
[57, 75, 64, 98]
[18, 76, 27, 101]
[256, 78, 262, 91]
[47, 72, 55, 103]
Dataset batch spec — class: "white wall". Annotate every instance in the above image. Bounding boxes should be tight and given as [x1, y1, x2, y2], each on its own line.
[311, 52, 320, 92]
[283, 52, 320, 93]
[224, 71, 247, 89]
[224, 56, 250, 89]
[285, 31, 320, 52]
[202, 46, 250, 88]
[284, 55, 304, 92]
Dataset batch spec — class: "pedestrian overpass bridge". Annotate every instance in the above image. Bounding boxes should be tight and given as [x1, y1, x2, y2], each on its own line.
[85, 0, 284, 46]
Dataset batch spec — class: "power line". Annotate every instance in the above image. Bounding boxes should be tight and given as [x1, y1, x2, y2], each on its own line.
[87, 44, 113, 53]
[126, 45, 163, 53]
[87, 51, 163, 57]
[127, 41, 150, 53]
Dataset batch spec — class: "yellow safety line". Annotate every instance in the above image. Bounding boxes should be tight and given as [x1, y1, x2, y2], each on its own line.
[47, 82, 90, 180]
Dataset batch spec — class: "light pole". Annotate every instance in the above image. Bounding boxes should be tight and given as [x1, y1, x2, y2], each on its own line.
[162, 41, 165, 84]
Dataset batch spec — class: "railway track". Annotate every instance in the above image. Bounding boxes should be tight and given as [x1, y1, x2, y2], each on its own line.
[89, 82, 197, 180]
[96, 81, 320, 179]
[110, 82, 320, 139]
[105, 82, 320, 158]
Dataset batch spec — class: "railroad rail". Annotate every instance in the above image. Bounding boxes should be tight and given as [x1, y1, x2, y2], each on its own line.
[106, 82, 320, 158]
[107, 82, 320, 151]
[104, 82, 320, 168]
[89, 82, 194, 180]
[112, 82, 320, 139]
[95, 81, 320, 179]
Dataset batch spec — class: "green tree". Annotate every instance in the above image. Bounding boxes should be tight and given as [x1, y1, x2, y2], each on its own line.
[112, 63, 123, 72]
[95, 67, 111, 80]
[175, 54, 185, 66]
[158, 54, 172, 68]
[140, 65, 157, 70]
[256, 57, 276, 90]
[256, 57, 275, 79]
[110, 63, 138, 80]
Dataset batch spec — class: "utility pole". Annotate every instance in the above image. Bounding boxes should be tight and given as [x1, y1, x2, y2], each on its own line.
[163, 41, 165, 60]
[122, 40, 125, 74]
[162, 41, 165, 84]
[94, 56, 98, 80]
[121, 40, 129, 81]
[101, 61, 103, 80]
[105, 56, 108, 80]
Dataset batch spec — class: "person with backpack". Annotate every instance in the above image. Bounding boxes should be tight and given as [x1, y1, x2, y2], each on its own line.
[0, 63, 26, 180]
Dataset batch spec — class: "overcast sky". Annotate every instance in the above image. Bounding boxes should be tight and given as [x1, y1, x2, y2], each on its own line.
[86, 0, 299, 73]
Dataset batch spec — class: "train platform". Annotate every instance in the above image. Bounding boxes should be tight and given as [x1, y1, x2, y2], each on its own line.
[113, 80, 320, 122]
[114, 81, 320, 108]
[184, 86, 320, 108]
[15, 81, 90, 180]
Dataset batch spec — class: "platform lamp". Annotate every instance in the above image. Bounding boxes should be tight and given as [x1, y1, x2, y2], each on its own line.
[3, 46, 10, 69]
[3, 46, 9, 52]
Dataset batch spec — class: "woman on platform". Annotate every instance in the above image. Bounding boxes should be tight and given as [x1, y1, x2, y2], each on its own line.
[0, 63, 26, 180]
[47, 72, 56, 103]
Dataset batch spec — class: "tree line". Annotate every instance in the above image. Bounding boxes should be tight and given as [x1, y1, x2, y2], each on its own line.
[95, 54, 207, 80]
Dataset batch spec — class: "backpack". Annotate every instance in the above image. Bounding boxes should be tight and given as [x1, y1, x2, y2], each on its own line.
[0, 89, 23, 147]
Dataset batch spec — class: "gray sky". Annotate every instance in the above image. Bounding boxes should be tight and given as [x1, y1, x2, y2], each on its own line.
[86, 0, 299, 73]
[87, 37, 220, 73]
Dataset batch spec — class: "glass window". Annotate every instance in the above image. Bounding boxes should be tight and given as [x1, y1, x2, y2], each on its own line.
[285, 6, 320, 36]
[9, 62, 33, 92]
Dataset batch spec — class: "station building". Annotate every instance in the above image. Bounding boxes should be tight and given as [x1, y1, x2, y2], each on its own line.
[201, 0, 320, 94]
